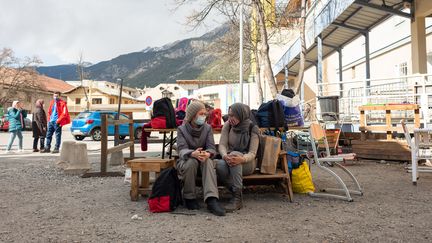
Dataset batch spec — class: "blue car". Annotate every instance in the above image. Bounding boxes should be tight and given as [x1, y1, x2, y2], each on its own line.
[70, 111, 143, 141]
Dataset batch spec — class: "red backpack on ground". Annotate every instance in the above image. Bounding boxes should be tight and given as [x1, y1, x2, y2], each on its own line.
[148, 167, 182, 213]
[208, 108, 222, 129]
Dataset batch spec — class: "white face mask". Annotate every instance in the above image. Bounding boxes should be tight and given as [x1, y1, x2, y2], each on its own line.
[195, 115, 206, 126]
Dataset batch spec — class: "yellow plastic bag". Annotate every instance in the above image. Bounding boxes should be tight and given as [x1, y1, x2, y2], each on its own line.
[291, 161, 315, 193]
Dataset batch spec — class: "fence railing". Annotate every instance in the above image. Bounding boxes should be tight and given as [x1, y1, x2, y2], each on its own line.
[314, 74, 432, 126]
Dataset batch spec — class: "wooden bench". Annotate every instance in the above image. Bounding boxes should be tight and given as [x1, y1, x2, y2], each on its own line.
[243, 152, 294, 202]
[127, 158, 175, 201]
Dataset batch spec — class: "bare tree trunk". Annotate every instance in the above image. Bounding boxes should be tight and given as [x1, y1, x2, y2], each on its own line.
[295, 0, 307, 95]
[254, 47, 264, 103]
[254, 0, 278, 98]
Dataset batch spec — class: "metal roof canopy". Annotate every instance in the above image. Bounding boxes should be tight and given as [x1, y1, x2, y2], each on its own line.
[273, 0, 412, 79]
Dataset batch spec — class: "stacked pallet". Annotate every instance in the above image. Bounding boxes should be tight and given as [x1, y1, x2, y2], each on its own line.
[352, 104, 419, 162]
[352, 139, 410, 161]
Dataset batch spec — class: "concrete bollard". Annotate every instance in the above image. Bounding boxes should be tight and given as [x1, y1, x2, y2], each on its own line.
[109, 150, 124, 166]
[58, 141, 91, 175]
[57, 141, 76, 169]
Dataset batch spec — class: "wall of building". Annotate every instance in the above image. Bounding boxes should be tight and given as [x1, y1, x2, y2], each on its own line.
[298, 16, 432, 99]
[0, 87, 62, 119]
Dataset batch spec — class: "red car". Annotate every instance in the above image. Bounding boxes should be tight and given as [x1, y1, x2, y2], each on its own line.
[0, 115, 8, 131]
[0, 115, 31, 131]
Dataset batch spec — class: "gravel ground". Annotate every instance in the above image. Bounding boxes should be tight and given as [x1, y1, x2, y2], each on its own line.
[1, 153, 432, 243]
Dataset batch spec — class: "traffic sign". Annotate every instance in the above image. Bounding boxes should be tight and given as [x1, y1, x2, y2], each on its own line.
[145, 96, 152, 106]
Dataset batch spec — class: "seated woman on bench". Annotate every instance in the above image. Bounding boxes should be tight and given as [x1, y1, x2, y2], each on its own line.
[216, 103, 259, 212]
[176, 101, 225, 216]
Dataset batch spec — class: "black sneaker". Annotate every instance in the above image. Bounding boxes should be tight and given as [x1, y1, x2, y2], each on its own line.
[184, 199, 200, 210]
[51, 148, 59, 154]
[40, 148, 50, 153]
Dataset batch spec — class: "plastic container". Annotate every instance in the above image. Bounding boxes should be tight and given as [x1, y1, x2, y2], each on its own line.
[318, 96, 339, 121]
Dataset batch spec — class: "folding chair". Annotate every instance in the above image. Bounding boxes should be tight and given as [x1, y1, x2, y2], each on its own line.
[308, 123, 363, 202]
[400, 120, 432, 185]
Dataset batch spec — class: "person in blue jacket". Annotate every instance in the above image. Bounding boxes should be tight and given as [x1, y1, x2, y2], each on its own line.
[5, 101, 27, 153]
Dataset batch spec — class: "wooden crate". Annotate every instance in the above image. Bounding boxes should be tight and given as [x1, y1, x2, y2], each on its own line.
[352, 139, 410, 161]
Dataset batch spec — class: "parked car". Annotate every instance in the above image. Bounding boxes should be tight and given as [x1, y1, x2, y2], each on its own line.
[0, 114, 31, 131]
[70, 111, 143, 141]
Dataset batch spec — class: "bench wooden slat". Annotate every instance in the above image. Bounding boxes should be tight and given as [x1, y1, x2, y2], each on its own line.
[244, 170, 288, 180]
[107, 141, 133, 154]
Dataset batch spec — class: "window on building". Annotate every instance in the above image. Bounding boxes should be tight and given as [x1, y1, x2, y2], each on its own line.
[109, 98, 115, 104]
[351, 66, 356, 79]
[399, 62, 408, 76]
[92, 98, 102, 104]
[75, 98, 81, 105]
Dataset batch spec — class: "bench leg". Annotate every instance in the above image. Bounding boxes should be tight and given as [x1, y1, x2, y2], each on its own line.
[285, 175, 294, 202]
[279, 154, 294, 202]
[140, 172, 150, 196]
[131, 171, 139, 201]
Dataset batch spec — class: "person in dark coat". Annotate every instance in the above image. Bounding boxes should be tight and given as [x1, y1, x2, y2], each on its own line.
[32, 99, 47, 152]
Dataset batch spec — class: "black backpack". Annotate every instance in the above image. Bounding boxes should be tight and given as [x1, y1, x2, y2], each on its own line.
[152, 97, 176, 128]
[256, 100, 287, 128]
[148, 167, 182, 213]
[250, 109, 259, 126]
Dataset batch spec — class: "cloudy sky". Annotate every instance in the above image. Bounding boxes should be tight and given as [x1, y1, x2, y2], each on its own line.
[0, 0, 224, 66]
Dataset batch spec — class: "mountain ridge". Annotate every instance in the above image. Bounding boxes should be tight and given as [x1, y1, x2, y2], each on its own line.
[37, 25, 240, 88]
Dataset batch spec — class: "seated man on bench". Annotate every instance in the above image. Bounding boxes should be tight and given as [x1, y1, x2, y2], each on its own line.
[176, 101, 225, 216]
[216, 103, 259, 212]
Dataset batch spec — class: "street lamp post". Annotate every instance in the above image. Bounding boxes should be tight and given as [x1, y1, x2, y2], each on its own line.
[115, 78, 124, 146]
[239, 0, 244, 104]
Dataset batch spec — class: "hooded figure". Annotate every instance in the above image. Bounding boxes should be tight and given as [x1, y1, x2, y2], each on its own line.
[216, 103, 260, 212]
[32, 99, 47, 152]
[176, 101, 225, 216]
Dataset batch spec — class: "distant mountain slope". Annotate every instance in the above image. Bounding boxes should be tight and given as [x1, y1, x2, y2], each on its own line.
[37, 64, 79, 81]
[37, 25, 242, 88]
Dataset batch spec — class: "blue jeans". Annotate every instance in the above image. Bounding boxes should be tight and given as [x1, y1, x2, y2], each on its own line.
[45, 121, 62, 150]
[6, 130, 23, 151]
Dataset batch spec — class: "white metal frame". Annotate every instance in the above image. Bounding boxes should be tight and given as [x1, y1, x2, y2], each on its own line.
[308, 123, 363, 202]
[314, 74, 432, 126]
[401, 120, 432, 185]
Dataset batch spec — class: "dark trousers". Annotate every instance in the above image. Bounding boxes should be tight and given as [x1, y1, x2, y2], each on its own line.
[45, 121, 62, 150]
[33, 136, 45, 150]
